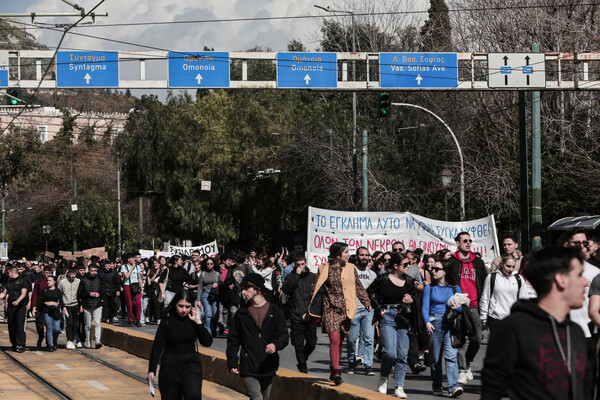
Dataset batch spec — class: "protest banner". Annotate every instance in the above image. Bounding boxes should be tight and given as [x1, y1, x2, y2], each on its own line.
[307, 207, 499, 272]
[168, 240, 218, 257]
[139, 249, 155, 259]
[156, 251, 173, 258]
[44, 251, 55, 259]
[82, 247, 106, 259]
[58, 251, 72, 258]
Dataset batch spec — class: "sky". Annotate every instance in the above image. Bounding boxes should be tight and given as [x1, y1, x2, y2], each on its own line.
[5, 0, 427, 99]
[12, 0, 339, 53]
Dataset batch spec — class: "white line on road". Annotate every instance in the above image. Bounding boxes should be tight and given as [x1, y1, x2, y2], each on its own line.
[2, 330, 8, 334]
[33, 351, 44, 355]
[55, 363, 70, 370]
[88, 380, 109, 391]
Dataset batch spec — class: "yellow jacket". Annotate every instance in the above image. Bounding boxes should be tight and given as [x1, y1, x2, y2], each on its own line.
[308, 262, 358, 320]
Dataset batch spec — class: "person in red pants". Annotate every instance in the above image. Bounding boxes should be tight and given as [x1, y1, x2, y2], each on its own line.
[120, 252, 143, 326]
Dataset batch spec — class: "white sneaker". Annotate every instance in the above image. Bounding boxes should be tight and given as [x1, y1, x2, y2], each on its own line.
[355, 355, 364, 365]
[377, 376, 388, 394]
[457, 371, 468, 385]
[76, 342, 83, 348]
[66, 341, 75, 350]
[84, 341, 91, 349]
[450, 387, 464, 398]
[394, 387, 407, 399]
[465, 367, 473, 382]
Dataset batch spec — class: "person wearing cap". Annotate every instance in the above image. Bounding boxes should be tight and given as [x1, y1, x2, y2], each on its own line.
[226, 273, 289, 400]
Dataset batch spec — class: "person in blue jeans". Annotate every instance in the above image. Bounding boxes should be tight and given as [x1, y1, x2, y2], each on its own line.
[197, 257, 222, 335]
[368, 252, 417, 399]
[422, 259, 464, 398]
[39, 275, 64, 352]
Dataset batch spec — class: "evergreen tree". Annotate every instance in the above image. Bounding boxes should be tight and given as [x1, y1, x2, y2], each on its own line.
[420, 0, 452, 51]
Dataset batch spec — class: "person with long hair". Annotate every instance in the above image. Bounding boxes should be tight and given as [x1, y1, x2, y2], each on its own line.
[368, 252, 417, 398]
[148, 289, 213, 399]
[308, 242, 371, 385]
[146, 258, 163, 324]
[40, 275, 64, 352]
[422, 259, 463, 397]
[196, 257, 222, 336]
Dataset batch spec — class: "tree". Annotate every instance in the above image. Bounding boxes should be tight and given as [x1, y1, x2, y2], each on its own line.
[420, 0, 453, 51]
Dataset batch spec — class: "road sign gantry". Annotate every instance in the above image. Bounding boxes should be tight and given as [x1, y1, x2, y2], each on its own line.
[3, 50, 600, 91]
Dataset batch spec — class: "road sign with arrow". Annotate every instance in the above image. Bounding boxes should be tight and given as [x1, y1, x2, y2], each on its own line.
[277, 52, 337, 88]
[168, 52, 230, 88]
[488, 53, 545, 88]
[379, 53, 458, 89]
[57, 51, 119, 88]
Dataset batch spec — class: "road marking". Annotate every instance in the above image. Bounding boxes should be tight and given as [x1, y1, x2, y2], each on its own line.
[33, 351, 44, 355]
[55, 363, 70, 370]
[2, 330, 8, 334]
[88, 380, 109, 391]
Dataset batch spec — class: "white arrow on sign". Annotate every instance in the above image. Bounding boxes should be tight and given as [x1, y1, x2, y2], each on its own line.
[304, 74, 311, 85]
[84, 73, 92, 84]
[195, 73, 203, 84]
[416, 74, 423, 85]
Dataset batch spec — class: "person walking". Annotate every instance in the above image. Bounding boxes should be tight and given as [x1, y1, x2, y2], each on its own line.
[422, 259, 463, 397]
[482, 246, 590, 399]
[121, 252, 144, 327]
[479, 254, 528, 331]
[281, 254, 317, 373]
[368, 252, 418, 398]
[40, 275, 64, 352]
[196, 257, 222, 336]
[0, 264, 28, 352]
[58, 268, 81, 350]
[147, 289, 213, 399]
[308, 242, 371, 386]
[227, 274, 289, 399]
[78, 264, 103, 349]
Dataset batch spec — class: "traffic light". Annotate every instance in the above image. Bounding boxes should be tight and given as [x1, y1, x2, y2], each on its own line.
[378, 92, 390, 117]
[6, 89, 19, 105]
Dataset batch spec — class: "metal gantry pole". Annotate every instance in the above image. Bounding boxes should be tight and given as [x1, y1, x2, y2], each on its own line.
[518, 91, 530, 253]
[531, 43, 543, 250]
[393, 103, 465, 221]
[362, 130, 368, 211]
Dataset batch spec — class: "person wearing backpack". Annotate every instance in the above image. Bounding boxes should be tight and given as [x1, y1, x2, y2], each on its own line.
[479, 254, 529, 332]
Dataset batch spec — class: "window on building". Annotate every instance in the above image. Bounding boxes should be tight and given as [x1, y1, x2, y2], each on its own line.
[38, 125, 48, 143]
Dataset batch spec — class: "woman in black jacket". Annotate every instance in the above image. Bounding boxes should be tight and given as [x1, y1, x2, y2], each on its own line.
[147, 289, 213, 399]
[226, 274, 289, 400]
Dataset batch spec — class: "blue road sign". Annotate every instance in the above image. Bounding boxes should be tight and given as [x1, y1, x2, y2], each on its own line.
[0, 69, 8, 87]
[57, 51, 119, 87]
[168, 52, 229, 88]
[277, 53, 337, 88]
[380, 53, 458, 88]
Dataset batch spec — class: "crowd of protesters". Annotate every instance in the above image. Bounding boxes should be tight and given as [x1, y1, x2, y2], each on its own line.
[1, 227, 599, 399]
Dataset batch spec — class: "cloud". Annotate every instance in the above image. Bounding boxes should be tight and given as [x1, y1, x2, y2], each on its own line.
[24, 0, 327, 52]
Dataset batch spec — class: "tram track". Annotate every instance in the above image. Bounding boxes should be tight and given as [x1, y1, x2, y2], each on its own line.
[0, 347, 72, 400]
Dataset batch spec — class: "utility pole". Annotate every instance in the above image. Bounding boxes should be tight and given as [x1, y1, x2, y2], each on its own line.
[139, 197, 143, 248]
[531, 43, 542, 250]
[314, 5, 358, 207]
[72, 178, 77, 252]
[518, 91, 530, 253]
[361, 130, 368, 211]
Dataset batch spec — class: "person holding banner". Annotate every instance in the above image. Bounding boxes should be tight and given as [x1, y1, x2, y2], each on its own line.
[308, 242, 371, 386]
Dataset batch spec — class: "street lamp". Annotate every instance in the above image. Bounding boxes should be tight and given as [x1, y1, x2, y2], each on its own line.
[441, 169, 452, 221]
[314, 4, 358, 207]
[393, 102, 466, 220]
[42, 225, 51, 253]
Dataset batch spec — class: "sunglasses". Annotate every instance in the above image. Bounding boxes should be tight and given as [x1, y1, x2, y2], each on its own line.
[392, 248, 405, 253]
[431, 267, 444, 272]
[569, 241, 590, 247]
[400, 262, 410, 267]
[461, 239, 473, 243]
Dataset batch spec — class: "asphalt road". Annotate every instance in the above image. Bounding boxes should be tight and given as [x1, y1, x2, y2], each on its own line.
[125, 319, 486, 399]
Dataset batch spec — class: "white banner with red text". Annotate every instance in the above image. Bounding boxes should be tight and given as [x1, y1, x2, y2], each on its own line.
[307, 207, 499, 272]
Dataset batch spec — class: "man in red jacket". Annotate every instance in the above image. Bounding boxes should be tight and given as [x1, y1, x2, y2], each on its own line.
[448, 231, 487, 385]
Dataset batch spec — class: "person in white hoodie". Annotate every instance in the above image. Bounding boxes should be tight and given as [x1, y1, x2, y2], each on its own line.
[479, 254, 528, 332]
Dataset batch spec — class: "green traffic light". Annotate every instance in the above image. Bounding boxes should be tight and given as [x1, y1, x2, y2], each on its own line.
[10, 98, 18, 105]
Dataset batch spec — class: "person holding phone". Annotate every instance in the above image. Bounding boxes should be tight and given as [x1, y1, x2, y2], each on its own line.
[148, 289, 213, 399]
